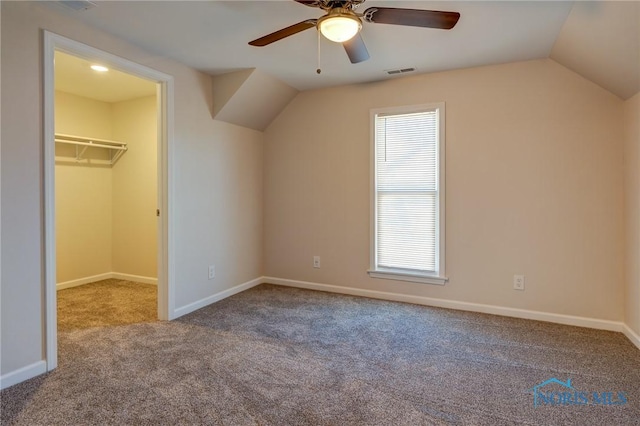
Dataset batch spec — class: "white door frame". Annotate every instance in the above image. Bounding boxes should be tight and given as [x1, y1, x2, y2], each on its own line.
[43, 31, 175, 371]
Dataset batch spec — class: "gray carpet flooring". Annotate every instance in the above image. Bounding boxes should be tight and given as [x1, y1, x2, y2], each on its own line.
[57, 279, 157, 331]
[2, 283, 639, 425]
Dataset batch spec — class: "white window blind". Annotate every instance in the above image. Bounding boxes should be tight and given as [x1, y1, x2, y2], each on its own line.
[373, 107, 442, 277]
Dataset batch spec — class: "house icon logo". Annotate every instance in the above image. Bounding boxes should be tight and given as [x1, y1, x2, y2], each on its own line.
[529, 377, 628, 407]
[530, 378, 575, 407]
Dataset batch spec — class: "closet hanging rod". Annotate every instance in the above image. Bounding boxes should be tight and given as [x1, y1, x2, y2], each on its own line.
[55, 139, 127, 151]
[54, 132, 127, 148]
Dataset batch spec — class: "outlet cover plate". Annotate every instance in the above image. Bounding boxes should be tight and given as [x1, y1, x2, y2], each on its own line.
[513, 274, 525, 290]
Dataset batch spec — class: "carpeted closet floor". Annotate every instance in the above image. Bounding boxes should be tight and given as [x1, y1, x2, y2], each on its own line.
[57, 279, 157, 331]
[2, 283, 639, 425]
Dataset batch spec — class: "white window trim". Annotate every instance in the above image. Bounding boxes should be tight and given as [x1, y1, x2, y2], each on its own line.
[368, 102, 447, 285]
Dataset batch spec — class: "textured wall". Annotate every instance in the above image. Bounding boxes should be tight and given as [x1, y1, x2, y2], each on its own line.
[264, 59, 625, 321]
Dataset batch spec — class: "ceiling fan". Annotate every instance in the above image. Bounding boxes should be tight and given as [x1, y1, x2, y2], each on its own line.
[248, 0, 460, 64]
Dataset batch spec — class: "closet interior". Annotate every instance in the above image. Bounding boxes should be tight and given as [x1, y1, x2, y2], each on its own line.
[54, 50, 159, 330]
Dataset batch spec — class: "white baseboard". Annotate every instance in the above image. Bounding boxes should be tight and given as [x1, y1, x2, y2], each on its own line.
[57, 272, 157, 290]
[0, 361, 47, 390]
[111, 272, 157, 285]
[56, 272, 113, 290]
[263, 277, 626, 333]
[173, 277, 263, 318]
[623, 324, 640, 351]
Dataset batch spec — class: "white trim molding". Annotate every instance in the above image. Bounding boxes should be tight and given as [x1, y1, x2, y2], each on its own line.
[111, 273, 158, 285]
[157, 76, 176, 321]
[173, 277, 263, 318]
[367, 269, 447, 285]
[263, 277, 627, 333]
[0, 361, 47, 391]
[56, 273, 158, 290]
[43, 28, 58, 374]
[43, 30, 175, 372]
[56, 273, 114, 290]
[623, 324, 640, 351]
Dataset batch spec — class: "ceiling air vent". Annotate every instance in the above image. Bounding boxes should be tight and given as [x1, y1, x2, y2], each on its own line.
[386, 67, 416, 75]
[59, 1, 96, 11]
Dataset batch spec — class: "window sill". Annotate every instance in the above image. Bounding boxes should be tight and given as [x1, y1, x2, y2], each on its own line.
[367, 269, 448, 286]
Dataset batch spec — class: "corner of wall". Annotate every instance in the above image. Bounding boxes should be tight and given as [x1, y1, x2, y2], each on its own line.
[623, 92, 640, 338]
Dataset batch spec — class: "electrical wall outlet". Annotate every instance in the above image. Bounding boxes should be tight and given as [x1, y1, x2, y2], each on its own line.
[313, 256, 320, 268]
[208, 265, 216, 280]
[513, 274, 525, 291]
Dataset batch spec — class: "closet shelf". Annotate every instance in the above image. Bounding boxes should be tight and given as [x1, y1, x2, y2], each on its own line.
[55, 133, 128, 165]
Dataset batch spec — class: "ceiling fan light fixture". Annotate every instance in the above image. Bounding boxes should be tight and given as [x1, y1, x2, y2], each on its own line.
[318, 10, 362, 43]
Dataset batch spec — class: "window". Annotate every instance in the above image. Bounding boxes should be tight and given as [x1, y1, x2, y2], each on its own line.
[369, 103, 447, 285]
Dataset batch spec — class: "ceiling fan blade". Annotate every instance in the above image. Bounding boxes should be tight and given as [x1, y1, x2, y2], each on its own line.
[249, 20, 317, 47]
[363, 7, 460, 30]
[343, 33, 370, 64]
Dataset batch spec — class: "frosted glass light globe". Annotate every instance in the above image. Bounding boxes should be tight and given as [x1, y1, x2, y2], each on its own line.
[319, 15, 361, 43]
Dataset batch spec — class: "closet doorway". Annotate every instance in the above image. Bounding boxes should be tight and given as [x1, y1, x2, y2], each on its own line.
[43, 32, 174, 372]
[54, 50, 159, 333]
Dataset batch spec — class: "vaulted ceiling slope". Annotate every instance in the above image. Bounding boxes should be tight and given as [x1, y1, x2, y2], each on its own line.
[551, 1, 639, 100]
[43, 1, 639, 99]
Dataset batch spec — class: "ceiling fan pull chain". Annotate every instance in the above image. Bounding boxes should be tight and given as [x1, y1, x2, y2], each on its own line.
[316, 29, 322, 74]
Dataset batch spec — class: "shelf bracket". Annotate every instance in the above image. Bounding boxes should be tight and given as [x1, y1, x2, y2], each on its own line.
[55, 133, 128, 167]
[75, 144, 89, 162]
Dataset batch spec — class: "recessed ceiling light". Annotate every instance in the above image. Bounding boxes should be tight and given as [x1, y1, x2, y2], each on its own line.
[90, 65, 108, 72]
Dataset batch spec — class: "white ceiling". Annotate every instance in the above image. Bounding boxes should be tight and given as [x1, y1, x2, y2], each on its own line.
[55, 51, 157, 103]
[45, 1, 639, 99]
[551, 1, 639, 100]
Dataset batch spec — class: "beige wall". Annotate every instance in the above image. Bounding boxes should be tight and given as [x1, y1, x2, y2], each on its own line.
[55, 91, 114, 283]
[264, 58, 625, 321]
[55, 91, 113, 139]
[55, 91, 158, 283]
[112, 95, 157, 278]
[1, 2, 263, 376]
[172, 119, 263, 308]
[624, 92, 640, 335]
